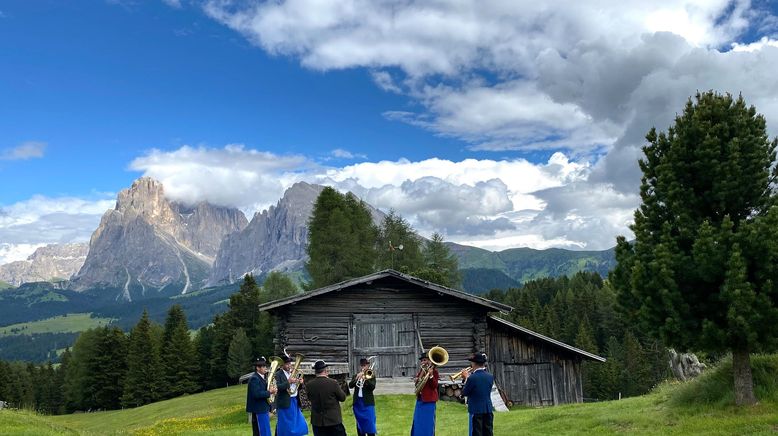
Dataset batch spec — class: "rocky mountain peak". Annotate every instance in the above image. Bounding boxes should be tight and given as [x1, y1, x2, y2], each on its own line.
[0, 243, 89, 286]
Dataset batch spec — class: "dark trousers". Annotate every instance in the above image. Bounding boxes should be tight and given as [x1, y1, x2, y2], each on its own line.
[471, 412, 494, 436]
[312, 423, 347, 436]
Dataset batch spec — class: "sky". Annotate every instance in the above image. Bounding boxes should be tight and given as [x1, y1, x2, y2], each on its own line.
[1, 0, 778, 264]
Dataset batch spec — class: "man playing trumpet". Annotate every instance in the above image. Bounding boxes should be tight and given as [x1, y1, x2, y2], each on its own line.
[348, 357, 377, 436]
[410, 351, 439, 436]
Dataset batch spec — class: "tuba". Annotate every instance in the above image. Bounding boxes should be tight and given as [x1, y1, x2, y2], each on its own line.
[267, 356, 284, 404]
[288, 352, 305, 396]
[356, 356, 377, 389]
[415, 346, 448, 394]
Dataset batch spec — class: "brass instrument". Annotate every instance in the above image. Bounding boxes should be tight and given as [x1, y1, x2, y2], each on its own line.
[414, 346, 448, 395]
[288, 352, 305, 396]
[356, 355, 377, 389]
[449, 367, 472, 382]
[267, 356, 284, 404]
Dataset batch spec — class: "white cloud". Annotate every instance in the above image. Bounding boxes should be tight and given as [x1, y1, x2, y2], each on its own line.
[731, 36, 778, 52]
[129, 144, 317, 213]
[1, 141, 46, 161]
[330, 148, 366, 160]
[0, 195, 114, 265]
[162, 0, 182, 8]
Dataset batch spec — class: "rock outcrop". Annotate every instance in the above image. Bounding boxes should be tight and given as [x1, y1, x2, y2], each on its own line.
[0, 243, 88, 286]
[69, 177, 247, 300]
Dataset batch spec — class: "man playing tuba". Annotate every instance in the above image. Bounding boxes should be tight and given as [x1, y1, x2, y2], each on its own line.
[348, 357, 377, 436]
[274, 352, 309, 436]
[410, 351, 440, 436]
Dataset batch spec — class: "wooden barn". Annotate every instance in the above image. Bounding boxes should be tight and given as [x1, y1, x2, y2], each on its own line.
[258, 269, 604, 406]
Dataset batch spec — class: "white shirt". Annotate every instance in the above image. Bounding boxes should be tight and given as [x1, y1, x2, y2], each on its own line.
[284, 370, 298, 397]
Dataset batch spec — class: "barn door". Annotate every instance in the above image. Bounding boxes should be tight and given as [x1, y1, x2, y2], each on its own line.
[537, 363, 555, 406]
[352, 313, 416, 378]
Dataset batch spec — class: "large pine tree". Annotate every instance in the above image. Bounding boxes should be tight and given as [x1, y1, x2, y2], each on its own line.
[160, 305, 199, 399]
[376, 210, 423, 272]
[306, 187, 378, 288]
[122, 310, 163, 408]
[612, 91, 778, 405]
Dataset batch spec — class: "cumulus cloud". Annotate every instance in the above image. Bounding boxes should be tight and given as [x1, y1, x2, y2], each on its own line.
[330, 148, 366, 160]
[0, 195, 114, 264]
[129, 144, 317, 213]
[1, 141, 46, 161]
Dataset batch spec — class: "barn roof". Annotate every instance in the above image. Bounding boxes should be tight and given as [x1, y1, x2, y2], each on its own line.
[257, 269, 513, 313]
[487, 315, 606, 362]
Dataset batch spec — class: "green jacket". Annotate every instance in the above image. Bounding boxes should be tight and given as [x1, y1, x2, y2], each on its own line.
[348, 372, 376, 406]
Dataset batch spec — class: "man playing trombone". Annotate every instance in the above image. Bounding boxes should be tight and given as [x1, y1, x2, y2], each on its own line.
[348, 357, 377, 436]
[410, 351, 439, 436]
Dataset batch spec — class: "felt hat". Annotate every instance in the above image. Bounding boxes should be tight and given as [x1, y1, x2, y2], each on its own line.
[467, 352, 487, 364]
[253, 357, 268, 367]
[312, 360, 328, 371]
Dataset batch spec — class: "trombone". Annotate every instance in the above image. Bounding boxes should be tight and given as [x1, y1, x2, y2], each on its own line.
[356, 355, 377, 389]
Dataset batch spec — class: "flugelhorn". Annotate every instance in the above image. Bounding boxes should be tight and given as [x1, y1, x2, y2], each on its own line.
[449, 367, 471, 382]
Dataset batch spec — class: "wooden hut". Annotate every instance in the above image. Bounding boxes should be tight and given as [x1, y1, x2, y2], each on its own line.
[258, 269, 604, 406]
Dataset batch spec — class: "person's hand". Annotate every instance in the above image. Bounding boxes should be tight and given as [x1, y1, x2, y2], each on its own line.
[269, 387, 278, 394]
[461, 370, 470, 380]
[290, 377, 300, 384]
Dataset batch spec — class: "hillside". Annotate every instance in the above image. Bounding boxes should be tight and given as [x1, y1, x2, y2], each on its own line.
[1, 354, 774, 435]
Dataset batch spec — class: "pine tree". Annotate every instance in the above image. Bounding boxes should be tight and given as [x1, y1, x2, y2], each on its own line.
[160, 305, 199, 399]
[574, 316, 600, 399]
[612, 91, 778, 405]
[122, 310, 163, 408]
[89, 327, 127, 410]
[228, 275, 262, 354]
[414, 232, 461, 287]
[376, 210, 423, 273]
[227, 328, 253, 381]
[306, 187, 378, 288]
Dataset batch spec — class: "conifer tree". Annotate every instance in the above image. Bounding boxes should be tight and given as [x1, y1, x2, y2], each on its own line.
[415, 232, 461, 287]
[376, 210, 423, 272]
[160, 305, 199, 399]
[228, 275, 262, 354]
[574, 316, 600, 399]
[89, 327, 127, 410]
[122, 310, 163, 408]
[227, 328, 253, 381]
[613, 91, 778, 405]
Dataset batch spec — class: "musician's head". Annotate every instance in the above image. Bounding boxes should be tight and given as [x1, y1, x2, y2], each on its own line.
[253, 357, 268, 374]
[359, 357, 370, 370]
[282, 354, 293, 371]
[313, 360, 329, 376]
[419, 351, 430, 366]
[468, 352, 487, 368]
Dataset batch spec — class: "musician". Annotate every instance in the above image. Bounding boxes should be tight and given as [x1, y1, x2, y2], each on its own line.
[246, 357, 277, 436]
[348, 357, 377, 436]
[305, 360, 347, 436]
[461, 352, 494, 436]
[274, 353, 309, 436]
[410, 351, 439, 436]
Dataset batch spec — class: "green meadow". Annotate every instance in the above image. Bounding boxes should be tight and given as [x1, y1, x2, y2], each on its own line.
[2, 355, 776, 435]
[0, 313, 113, 337]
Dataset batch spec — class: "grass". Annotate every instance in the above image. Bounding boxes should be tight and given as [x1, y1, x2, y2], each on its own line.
[2, 355, 776, 435]
[0, 280, 14, 291]
[0, 313, 114, 337]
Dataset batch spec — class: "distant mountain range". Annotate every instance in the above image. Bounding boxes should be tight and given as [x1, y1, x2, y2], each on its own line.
[0, 176, 618, 299]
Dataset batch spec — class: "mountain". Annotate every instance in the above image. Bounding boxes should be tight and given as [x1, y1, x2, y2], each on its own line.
[69, 177, 247, 300]
[449, 242, 616, 290]
[0, 243, 88, 286]
[209, 182, 386, 285]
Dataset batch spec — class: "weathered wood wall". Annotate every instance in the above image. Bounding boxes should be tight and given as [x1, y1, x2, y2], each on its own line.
[487, 320, 583, 406]
[271, 277, 489, 376]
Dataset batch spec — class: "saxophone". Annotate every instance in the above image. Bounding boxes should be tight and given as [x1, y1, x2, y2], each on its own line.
[288, 353, 305, 395]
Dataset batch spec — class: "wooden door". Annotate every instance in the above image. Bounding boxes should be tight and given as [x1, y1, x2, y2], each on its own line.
[352, 313, 417, 378]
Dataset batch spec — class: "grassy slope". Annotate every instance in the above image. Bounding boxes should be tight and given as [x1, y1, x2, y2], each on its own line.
[0, 280, 14, 291]
[3, 355, 774, 435]
[0, 313, 113, 337]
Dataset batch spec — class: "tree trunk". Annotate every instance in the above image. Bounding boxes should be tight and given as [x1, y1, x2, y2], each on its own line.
[732, 347, 757, 406]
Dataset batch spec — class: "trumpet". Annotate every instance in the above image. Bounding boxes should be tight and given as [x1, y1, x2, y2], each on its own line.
[449, 367, 472, 382]
[356, 356, 377, 389]
[288, 352, 305, 396]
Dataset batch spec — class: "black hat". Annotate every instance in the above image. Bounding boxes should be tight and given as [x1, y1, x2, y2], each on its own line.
[282, 355, 293, 363]
[312, 360, 328, 372]
[359, 358, 369, 365]
[468, 352, 487, 364]
[419, 351, 429, 361]
[253, 357, 268, 367]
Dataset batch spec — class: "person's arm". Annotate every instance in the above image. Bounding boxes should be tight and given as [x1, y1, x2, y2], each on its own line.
[364, 376, 376, 392]
[250, 376, 270, 400]
[428, 368, 439, 390]
[334, 380, 347, 402]
[348, 374, 358, 389]
[461, 373, 474, 397]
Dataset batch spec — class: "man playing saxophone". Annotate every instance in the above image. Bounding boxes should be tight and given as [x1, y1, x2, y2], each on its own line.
[348, 357, 377, 436]
[410, 351, 439, 436]
[274, 352, 309, 436]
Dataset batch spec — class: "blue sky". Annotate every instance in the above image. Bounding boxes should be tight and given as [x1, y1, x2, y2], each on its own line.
[1, 0, 777, 263]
